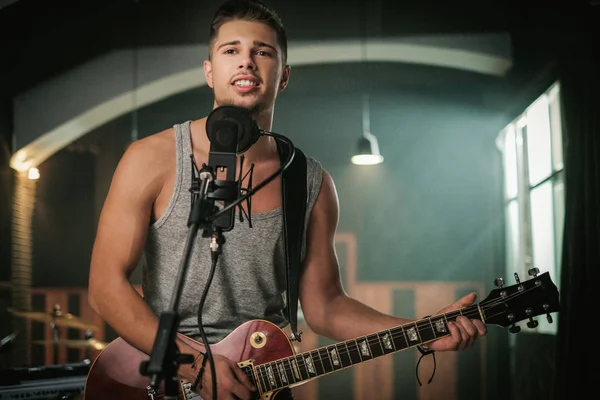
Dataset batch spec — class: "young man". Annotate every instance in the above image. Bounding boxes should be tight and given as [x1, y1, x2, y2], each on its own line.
[88, 0, 487, 399]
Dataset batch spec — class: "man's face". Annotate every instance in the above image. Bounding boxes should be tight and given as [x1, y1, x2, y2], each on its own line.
[204, 19, 290, 116]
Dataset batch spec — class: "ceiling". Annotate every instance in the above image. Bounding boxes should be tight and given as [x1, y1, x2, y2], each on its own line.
[0, 0, 597, 111]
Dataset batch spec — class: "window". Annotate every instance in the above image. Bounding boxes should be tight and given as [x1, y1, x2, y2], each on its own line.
[496, 81, 564, 334]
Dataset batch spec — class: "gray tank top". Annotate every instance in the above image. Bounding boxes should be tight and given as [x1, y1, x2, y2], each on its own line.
[142, 121, 323, 343]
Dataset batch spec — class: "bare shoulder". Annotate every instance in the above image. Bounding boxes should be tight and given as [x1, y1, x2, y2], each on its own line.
[317, 169, 339, 211]
[109, 127, 176, 201]
[121, 128, 174, 169]
[309, 168, 339, 231]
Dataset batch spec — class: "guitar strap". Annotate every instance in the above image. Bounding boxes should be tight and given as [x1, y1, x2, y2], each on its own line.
[277, 142, 307, 342]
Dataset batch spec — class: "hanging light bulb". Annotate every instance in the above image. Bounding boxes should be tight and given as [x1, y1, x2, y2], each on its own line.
[351, 93, 384, 165]
[351, 131, 384, 165]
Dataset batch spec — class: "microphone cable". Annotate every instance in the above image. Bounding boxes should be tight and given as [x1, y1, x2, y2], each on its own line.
[195, 246, 220, 400]
[205, 131, 295, 223]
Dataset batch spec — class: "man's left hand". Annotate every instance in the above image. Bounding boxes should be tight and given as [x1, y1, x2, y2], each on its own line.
[426, 292, 487, 352]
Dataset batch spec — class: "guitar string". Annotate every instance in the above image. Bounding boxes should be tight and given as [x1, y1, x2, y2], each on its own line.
[153, 283, 549, 394]
[256, 284, 550, 388]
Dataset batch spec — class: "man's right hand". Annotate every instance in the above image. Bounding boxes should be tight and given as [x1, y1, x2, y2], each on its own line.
[190, 353, 256, 400]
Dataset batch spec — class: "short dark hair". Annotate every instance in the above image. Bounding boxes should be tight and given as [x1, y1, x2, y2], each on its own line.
[209, 0, 288, 65]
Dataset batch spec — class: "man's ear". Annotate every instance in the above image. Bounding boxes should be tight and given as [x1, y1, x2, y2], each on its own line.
[278, 65, 291, 92]
[204, 60, 214, 88]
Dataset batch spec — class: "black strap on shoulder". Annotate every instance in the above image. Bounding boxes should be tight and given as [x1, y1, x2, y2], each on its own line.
[278, 142, 307, 342]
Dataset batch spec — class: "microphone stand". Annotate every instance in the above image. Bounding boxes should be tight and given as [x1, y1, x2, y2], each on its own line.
[139, 164, 218, 399]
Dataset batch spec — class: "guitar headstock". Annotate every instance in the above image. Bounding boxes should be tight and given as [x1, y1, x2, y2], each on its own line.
[480, 268, 560, 333]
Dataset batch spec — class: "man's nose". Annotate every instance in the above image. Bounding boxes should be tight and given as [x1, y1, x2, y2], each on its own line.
[239, 53, 256, 70]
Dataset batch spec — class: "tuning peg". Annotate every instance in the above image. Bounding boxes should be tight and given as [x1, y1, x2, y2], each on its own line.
[525, 307, 538, 329]
[494, 278, 504, 288]
[544, 304, 553, 323]
[528, 267, 540, 277]
[507, 313, 520, 333]
[526, 319, 539, 329]
[514, 273, 521, 284]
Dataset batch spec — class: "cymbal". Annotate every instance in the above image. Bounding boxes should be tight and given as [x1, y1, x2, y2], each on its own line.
[7, 308, 99, 331]
[33, 338, 108, 351]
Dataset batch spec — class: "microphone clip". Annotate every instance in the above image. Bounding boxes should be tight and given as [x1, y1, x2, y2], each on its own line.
[189, 154, 255, 233]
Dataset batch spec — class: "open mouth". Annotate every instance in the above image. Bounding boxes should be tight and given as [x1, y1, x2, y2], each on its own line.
[233, 79, 259, 88]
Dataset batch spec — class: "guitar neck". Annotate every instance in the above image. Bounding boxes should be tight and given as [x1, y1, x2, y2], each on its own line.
[254, 304, 484, 393]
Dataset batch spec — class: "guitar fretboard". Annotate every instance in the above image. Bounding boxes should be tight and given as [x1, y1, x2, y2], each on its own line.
[254, 305, 483, 393]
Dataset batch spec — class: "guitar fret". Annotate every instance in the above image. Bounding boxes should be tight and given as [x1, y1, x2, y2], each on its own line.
[258, 365, 270, 393]
[381, 330, 395, 353]
[366, 333, 385, 358]
[254, 310, 478, 392]
[295, 354, 311, 380]
[270, 361, 283, 388]
[318, 347, 334, 373]
[264, 363, 277, 390]
[311, 350, 326, 376]
[357, 337, 373, 360]
[328, 344, 343, 370]
[302, 353, 314, 378]
[347, 340, 362, 364]
[402, 323, 421, 346]
[419, 317, 437, 343]
[431, 316, 449, 337]
[429, 317, 436, 336]
[392, 326, 408, 350]
[338, 342, 351, 367]
[276, 360, 288, 386]
[282, 358, 296, 385]
[290, 356, 303, 381]
[448, 310, 460, 322]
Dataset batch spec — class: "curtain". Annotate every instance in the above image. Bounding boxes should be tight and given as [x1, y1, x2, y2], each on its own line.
[554, 29, 599, 399]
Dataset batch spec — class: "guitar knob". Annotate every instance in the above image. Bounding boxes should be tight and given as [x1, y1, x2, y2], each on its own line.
[546, 313, 553, 323]
[528, 267, 540, 277]
[509, 324, 521, 334]
[526, 318, 539, 329]
[493, 278, 504, 288]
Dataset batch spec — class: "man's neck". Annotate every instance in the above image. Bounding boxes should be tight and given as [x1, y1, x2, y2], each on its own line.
[244, 108, 276, 163]
[193, 106, 278, 164]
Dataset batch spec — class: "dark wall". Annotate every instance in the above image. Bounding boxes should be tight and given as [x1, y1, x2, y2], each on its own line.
[0, 98, 12, 283]
[32, 149, 96, 287]
[0, 97, 13, 359]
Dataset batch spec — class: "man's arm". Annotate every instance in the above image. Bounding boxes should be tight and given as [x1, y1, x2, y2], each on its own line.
[298, 171, 487, 350]
[88, 137, 255, 395]
[88, 138, 164, 355]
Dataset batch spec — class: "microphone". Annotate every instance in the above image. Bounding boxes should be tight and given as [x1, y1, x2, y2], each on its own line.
[202, 105, 261, 232]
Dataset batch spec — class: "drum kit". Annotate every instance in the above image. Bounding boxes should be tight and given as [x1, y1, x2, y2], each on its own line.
[5, 304, 108, 360]
[0, 304, 107, 399]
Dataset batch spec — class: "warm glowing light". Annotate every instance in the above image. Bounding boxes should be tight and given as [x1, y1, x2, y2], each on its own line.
[351, 154, 384, 165]
[28, 167, 40, 180]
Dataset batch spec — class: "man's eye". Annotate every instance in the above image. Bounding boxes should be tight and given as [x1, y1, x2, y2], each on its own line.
[224, 49, 236, 54]
[257, 50, 271, 57]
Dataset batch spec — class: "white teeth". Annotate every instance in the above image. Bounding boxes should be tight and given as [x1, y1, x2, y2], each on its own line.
[234, 79, 256, 87]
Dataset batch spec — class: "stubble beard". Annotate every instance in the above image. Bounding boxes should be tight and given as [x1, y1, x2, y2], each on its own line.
[214, 92, 271, 119]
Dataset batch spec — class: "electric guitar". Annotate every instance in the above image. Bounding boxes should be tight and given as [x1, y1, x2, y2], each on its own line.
[83, 269, 560, 399]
